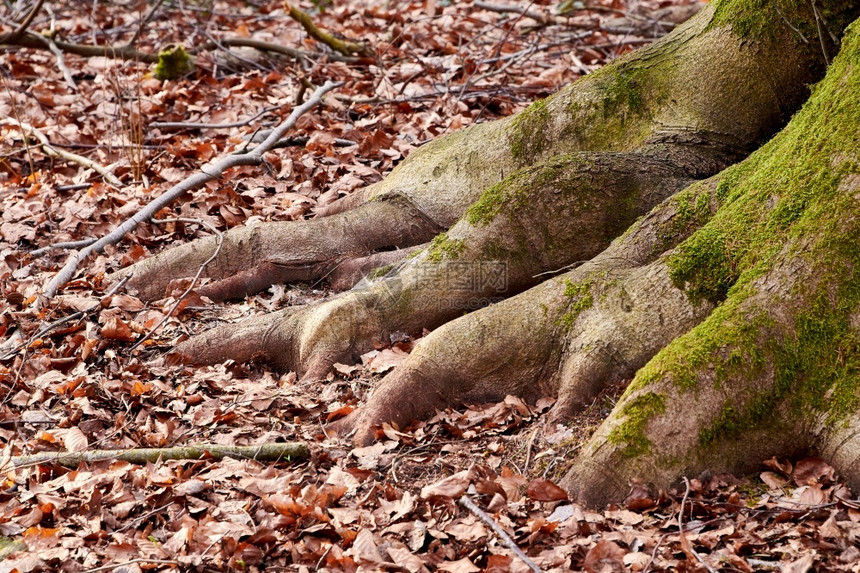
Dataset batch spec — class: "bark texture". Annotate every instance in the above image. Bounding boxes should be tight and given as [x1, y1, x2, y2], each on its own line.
[125, 0, 860, 505]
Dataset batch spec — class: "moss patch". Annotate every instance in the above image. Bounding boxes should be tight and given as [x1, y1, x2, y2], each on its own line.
[600, 67, 646, 115]
[708, 0, 856, 47]
[154, 44, 194, 80]
[508, 97, 551, 162]
[427, 233, 465, 262]
[559, 278, 595, 328]
[465, 154, 577, 226]
[367, 264, 393, 279]
[607, 392, 667, 458]
[0, 536, 26, 559]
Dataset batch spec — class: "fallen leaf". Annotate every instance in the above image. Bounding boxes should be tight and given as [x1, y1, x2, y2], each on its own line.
[526, 478, 569, 502]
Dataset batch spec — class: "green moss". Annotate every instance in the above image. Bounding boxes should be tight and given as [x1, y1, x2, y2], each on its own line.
[600, 68, 646, 115]
[427, 233, 465, 262]
[708, 0, 856, 44]
[651, 182, 718, 255]
[508, 97, 551, 162]
[559, 278, 595, 328]
[153, 44, 194, 80]
[367, 264, 393, 279]
[667, 226, 737, 303]
[607, 392, 666, 457]
[466, 155, 577, 226]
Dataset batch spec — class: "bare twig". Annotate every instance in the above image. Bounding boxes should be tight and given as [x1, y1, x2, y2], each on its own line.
[811, 0, 830, 65]
[459, 495, 542, 572]
[678, 477, 717, 573]
[4, 0, 46, 43]
[128, 217, 224, 351]
[0, 119, 120, 185]
[150, 104, 282, 130]
[41, 4, 76, 90]
[772, 0, 808, 43]
[42, 81, 339, 298]
[124, 0, 169, 48]
[642, 532, 670, 573]
[7, 442, 310, 470]
[38, 32, 77, 90]
[475, 1, 554, 25]
[31, 238, 98, 257]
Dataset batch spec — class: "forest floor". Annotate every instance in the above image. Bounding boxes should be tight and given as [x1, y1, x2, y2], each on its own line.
[2, 0, 860, 571]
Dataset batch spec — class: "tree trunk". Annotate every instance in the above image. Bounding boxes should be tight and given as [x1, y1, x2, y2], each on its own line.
[124, 0, 860, 505]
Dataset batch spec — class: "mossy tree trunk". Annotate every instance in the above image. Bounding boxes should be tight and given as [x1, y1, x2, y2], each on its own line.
[116, 0, 860, 504]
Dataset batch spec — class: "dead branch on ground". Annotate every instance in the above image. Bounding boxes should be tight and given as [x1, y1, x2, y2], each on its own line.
[8, 442, 310, 469]
[42, 81, 339, 298]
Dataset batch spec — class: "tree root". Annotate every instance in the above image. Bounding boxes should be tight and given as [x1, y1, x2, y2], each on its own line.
[170, 148, 704, 378]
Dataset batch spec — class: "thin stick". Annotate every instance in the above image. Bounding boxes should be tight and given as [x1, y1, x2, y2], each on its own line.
[42, 81, 339, 298]
[5, 0, 46, 43]
[0, 31, 343, 65]
[811, 0, 830, 65]
[772, 0, 808, 43]
[124, 0, 169, 48]
[128, 217, 224, 351]
[459, 495, 542, 572]
[31, 14, 77, 91]
[32, 238, 98, 256]
[642, 532, 670, 573]
[474, 1, 553, 25]
[678, 477, 716, 573]
[0, 119, 120, 185]
[7, 442, 310, 470]
[150, 104, 282, 130]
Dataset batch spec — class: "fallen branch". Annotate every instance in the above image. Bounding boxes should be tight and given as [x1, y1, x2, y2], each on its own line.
[0, 29, 158, 61]
[42, 81, 339, 298]
[285, 2, 369, 56]
[0, 119, 121, 185]
[459, 495, 542, 572]
[82, 559, 179, 573]
[0, 31, 348, 65]
[8, 442, 310, 469]
[38, 32, 77, 90]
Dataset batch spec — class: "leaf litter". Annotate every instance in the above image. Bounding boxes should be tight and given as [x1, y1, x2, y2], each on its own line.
[2, 0, 860, 571]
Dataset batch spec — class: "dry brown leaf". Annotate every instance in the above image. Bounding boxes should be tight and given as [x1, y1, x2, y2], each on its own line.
[526, 478, 569, 502]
